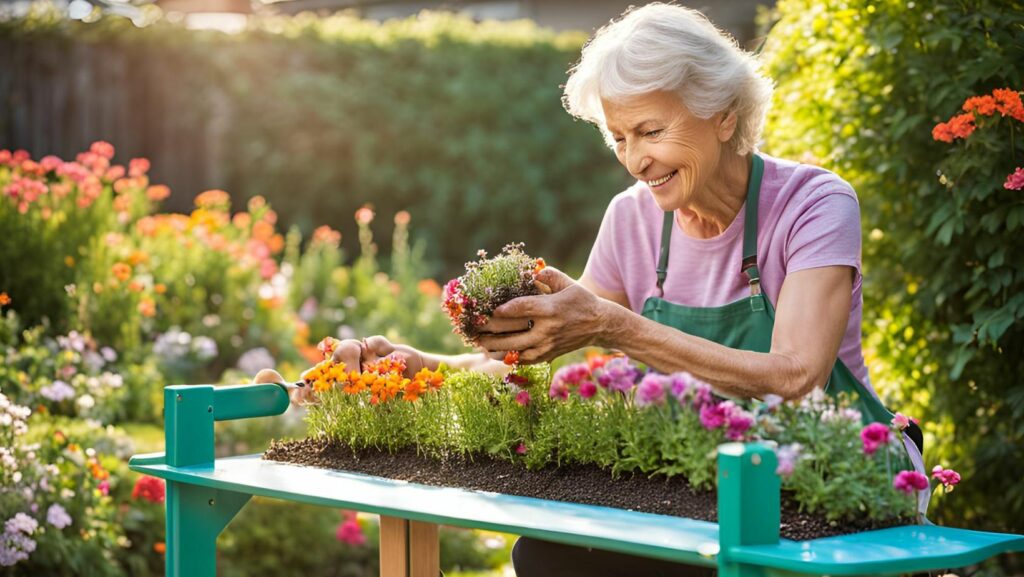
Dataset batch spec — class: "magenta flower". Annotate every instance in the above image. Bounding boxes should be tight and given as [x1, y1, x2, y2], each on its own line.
[578, 380, 598, 399]
[515, 442, 528, 455]
[860, 422, 891, 455]
[931, 466, 961, 490]
[635, 374, 668, 407]
[515, 390, 531, 406]
[774, 443, 803, 477]
[699, 402, 729, 430]
[336, 514, 366, 546]
[549, 380, 570, 401]
[725, 408, 755, 441]
[98, 480, 110, 496]
[893, 470, 929, 495]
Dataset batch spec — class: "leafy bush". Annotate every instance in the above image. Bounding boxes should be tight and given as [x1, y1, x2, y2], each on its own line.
[761, 0, 1024, 531]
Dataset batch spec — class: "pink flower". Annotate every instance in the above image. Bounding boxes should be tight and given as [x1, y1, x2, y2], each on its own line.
[515, 442, 528, 455]
[891, 413, 911, 431]
[931, 465, 961, 490]
[594, 357, 640, 393]
[132, 475, 165, 504]
[1004, 167, 1024, 191]
[860, 422, 891, 455]
[774, 443, 802, 477]
[40, 155, 63, 172]
[515, 390, 531, 406]
[548, 380, 569, 401]
[635, 374, 668, 407]
[699, 402, 729, 430]
[335, 511, 366, 546]
[89, 140, 115, 160]
[725, 409, 755, 441]
[129, 158, 151, 177]
[98, 480, 110, 496]
[578, 380, 598, 399]
[355, 206, 374, 224]
[893, 470, 929, 495]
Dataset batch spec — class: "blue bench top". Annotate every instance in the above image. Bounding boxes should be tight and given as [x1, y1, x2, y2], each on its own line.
[130, 452, 1024, 574]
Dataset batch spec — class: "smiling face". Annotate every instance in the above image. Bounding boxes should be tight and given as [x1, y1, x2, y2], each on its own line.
[602, 91, 737, 212]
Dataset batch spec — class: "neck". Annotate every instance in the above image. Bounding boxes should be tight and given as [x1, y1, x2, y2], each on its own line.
[676, 151, 752, 239]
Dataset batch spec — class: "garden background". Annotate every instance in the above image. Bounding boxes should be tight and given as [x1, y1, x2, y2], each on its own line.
[1, 0, 1022, 575]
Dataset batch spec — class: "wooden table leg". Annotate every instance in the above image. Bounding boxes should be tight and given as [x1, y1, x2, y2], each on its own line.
[379, 516, 439, 577]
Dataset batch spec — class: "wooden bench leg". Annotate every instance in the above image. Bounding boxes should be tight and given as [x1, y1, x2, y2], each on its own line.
[379, 516, 440, 577]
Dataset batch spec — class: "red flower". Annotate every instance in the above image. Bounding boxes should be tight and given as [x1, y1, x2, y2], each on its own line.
[503, 350, 520, 365]
[132, 475, 165, 504]
[992, 88, 1024, 122]
[962, 95, 997, 116]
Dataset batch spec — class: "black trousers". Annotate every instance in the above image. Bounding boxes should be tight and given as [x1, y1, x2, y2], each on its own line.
[512, 537, 717, 577]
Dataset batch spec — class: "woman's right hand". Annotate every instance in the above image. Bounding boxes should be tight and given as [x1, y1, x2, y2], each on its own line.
[330, 335, 430, 379]
[252, 368, 316, 406]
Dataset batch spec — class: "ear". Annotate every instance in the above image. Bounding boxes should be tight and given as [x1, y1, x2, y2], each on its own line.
[717, 110, 738, 143]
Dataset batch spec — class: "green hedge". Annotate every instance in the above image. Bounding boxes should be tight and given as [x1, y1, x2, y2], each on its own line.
[762, 0, 1024, 533]
[1, 9, 629, 278]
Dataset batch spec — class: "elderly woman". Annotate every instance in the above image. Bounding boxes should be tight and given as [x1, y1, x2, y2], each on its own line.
[256, 3, 925, 575]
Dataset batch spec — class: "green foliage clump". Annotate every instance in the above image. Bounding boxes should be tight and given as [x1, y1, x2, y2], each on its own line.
[761, 0, 1024, 531]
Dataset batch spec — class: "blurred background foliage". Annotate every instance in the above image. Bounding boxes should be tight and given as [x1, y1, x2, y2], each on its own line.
[0, 0, 1023, 574]
[761, 0, 1024, 534]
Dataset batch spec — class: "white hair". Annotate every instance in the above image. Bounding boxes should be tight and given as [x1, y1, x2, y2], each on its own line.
[563, 3, 774, 155]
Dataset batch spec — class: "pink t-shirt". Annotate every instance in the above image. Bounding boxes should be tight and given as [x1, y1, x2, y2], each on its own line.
[583, 152, 871, 388]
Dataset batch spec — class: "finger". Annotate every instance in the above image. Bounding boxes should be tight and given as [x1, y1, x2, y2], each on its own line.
[363, 335, 395, 358]
[492, 295, 548, 319]
[534, 267, 574, 293]
[253, 369, 285, 384]
[476, 332, 535, 354]
[478, 317, 532, 334]
[332, 339, 364, 370]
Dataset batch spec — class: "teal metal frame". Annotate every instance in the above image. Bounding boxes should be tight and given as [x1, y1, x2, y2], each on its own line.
[129, 384, 1024, 577]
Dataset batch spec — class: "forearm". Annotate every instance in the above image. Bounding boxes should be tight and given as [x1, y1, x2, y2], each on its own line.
[420, 351, 509, 377]
[598, 302, 816, 400]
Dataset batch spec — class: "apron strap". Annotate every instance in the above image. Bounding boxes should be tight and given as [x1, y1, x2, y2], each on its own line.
[656, 211, 673, 296]
[741, 154, 765, 294]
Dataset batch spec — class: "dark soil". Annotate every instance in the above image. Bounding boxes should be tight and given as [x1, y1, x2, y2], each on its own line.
[263, 437, 906, 541]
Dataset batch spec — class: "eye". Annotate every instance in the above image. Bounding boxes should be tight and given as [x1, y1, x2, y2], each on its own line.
[644, 129, 664, 138]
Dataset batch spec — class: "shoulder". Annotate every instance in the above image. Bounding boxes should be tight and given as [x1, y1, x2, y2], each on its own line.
[599, 180, 663, 230]
[760, 153, 859, 211]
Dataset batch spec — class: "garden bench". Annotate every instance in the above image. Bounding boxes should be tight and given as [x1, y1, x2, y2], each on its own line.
[129, 384, 1024, 577]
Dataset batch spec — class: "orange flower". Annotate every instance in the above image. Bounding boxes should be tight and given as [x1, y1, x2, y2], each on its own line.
[64, 256, 75, 268]
[963, 95, 997, 116]
[394, 211, 411, 226]
[413, 367, 444, 391]
[933, 113, 975, 143]
[312, 225, 342, 247]
[146, 185, 170, 202]
[534, 257, 546, 274]
[153, 542, 166, 555]
[129, 158, 150, 177]
[317, 337, 341, 359]
[195, 189, 231, 209]
[403, 379, 424, 402]
[128, 281, 144, 293]
[417, 279, 441, 297]
[112, 263, 132, 282]
[154, 283, 167, 294]
[138, 297, 156, 318]
[0, 292, 10, 306]
[504, 350, 520, 365]
[128, 250, 149, 266]
[993, 88, 1024, 121]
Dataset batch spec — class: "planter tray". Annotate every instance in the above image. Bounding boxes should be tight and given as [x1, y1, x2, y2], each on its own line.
[130, 384, 1024, 577]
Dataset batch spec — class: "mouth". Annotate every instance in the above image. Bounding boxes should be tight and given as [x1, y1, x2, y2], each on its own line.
[645, 170, 677, 189]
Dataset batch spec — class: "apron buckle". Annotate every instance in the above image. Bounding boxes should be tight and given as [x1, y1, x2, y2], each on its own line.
[748, 278, 761, 297]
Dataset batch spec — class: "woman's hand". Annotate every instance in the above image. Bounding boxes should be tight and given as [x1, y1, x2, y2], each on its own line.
[476, 267, 609, 363]
[329, 335, 429, 379]
[251, 368, 315, 406]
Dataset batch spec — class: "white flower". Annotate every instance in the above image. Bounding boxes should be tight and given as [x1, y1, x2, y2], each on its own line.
[39, 380, 75, 402]
[76, 394, 96, 412]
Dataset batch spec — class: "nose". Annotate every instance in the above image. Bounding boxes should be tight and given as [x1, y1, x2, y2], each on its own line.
[623, 140, 652, 178]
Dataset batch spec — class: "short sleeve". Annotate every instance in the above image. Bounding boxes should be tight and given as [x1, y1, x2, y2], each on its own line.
[785, 188, 862, 276]
[583, 196, 627, 293]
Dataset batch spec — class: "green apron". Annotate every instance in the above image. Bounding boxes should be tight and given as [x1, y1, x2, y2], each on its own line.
[639, 154, 924, 456]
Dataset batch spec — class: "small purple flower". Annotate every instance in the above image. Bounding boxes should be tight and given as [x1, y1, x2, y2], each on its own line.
[100, 347, 117, 363]
[39, 381, 75, 402]
[548, 380, 569, 401]
[4, 513, 37, 536]
[774, 443, 803, 477]
[635, 374, 668, 407]
[46, 504, 72, 530]
[237, 347, 276, 376]
[595, 357, 640, 393]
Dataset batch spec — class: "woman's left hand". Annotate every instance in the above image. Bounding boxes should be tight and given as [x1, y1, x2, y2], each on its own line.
[476, 267, 608, 363]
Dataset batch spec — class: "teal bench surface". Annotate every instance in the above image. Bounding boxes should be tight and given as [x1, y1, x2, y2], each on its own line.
[130, 384, 1024, 577]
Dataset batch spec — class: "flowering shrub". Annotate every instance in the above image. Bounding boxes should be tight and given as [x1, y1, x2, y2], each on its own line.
[443, 243, 545, 345]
